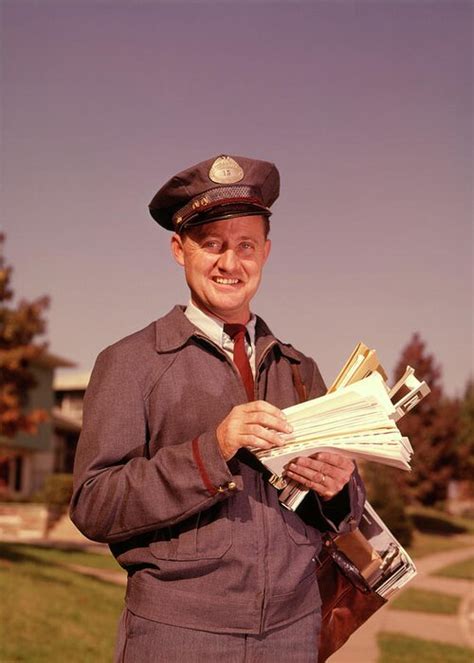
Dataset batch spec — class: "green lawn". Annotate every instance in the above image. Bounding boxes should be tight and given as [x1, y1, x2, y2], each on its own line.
[0, 543, 124, 662]
[389, 588, 461, 615]
[378, 633, 474, 663]
[406, 531, 474, 559]
[434, 556, 474, 581]
[0, 542, 122, 571]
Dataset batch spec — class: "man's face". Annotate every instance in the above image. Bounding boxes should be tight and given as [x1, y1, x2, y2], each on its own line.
[171, 215, 271, 324]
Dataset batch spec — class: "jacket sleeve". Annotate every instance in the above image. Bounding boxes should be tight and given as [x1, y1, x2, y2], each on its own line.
[296, 358, 366, 534]
[70, 346, 241, 544]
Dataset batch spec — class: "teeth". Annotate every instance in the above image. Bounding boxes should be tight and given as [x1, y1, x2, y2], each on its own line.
[215, 277, 239, 285]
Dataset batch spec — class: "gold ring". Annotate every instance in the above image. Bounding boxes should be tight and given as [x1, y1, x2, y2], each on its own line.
[321, 473, 326, 484]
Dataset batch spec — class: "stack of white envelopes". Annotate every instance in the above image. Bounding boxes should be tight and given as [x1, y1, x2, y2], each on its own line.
[255, 372, 414, 477]
[253, 342, 430, 511]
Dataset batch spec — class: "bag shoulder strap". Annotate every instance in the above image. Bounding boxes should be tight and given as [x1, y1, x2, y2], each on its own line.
[290, 362, 308, 403]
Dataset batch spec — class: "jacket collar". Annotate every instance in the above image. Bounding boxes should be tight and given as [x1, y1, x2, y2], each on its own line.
[254, 316, 302, 364]
[154, 305, 196, 352]
[154, 305, 302, 364]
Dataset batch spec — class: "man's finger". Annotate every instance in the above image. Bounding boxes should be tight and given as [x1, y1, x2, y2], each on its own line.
[284, 463, 334, 496]
[244, 411, 293, 434]
[286, 461, 330, 484]
[289, 456, 330, 479]
[243, 400, 289, 419]
[245, 424, 287, 446]
[313, 452, 354, 470]
[244, 435, 282, 451]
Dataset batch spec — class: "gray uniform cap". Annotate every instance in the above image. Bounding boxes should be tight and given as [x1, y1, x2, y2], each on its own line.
[149, 154, 280, 232]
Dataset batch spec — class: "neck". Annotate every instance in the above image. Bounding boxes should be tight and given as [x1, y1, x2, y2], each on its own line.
[190, 299, 251, 326]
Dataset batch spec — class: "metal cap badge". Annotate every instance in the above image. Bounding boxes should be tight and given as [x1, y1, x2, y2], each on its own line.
[208, 156, 244, 184]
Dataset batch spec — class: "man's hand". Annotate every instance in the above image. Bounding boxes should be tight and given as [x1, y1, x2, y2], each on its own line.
[216, 401, 293, 461]
[284, 452, 355, 501]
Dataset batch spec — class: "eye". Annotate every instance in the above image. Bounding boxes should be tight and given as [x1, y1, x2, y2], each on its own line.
[239, 241, 255, 254]
[202, 239, 221, 252]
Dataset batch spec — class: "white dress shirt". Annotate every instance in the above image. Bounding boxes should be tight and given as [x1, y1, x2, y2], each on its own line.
[184, 300, 257, 377]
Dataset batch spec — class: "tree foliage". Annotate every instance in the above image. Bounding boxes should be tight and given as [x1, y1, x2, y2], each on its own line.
[392, 333, 460, 506]
[0, 234, 50, 438]
[456, 379, 474, 481]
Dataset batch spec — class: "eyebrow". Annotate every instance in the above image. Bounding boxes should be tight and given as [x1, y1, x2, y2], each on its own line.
[198, 233, 258, 242]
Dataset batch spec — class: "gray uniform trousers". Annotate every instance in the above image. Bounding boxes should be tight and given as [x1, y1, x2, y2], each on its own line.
[115, 609, 320, 663]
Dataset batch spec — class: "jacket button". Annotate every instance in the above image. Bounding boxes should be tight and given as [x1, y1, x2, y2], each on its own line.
[227, 481, 237, 490]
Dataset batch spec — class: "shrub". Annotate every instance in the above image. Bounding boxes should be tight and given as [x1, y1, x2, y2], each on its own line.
[408, 508, 467, 535]
[40, 474, 74, 508]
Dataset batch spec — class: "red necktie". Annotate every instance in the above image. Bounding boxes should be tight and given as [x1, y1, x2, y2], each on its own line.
[224, 324, 255, 402]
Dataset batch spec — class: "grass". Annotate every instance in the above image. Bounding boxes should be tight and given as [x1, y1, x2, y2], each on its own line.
[0, 542, 123, 571]
[434, 556, 474, 581]
[0, 543, 124, 662]
[406, 531, 474, 559]
[378, 633, 474, 663]
[389, 588, 461, 615]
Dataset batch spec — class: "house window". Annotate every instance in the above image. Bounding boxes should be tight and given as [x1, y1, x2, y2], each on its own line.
[0, 459, 9, 491]
[13, 456, 23, 492]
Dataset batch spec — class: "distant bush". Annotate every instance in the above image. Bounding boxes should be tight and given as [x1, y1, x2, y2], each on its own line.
[459, 507, 474, 520]
[364, 464, 414, 547]
[409, 508, 467, 535]
[39, 474, 74, 509]
[0, 493, 32, 503]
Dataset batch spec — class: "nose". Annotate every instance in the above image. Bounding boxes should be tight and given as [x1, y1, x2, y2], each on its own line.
[217, 248, 239, 272]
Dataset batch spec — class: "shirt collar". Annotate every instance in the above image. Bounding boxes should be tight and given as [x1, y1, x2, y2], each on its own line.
[184, 300, 256, 351]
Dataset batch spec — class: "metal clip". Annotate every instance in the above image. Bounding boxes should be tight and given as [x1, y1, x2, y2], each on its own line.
[389, 366, 430, 422]
[268, 474, 288, 490]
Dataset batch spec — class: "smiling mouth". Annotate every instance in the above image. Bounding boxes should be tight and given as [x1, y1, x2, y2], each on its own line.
[213, 277, 241, 285]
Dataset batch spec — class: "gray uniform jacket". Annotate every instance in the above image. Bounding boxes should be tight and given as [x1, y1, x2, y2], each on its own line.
[70, 306, 365, 635]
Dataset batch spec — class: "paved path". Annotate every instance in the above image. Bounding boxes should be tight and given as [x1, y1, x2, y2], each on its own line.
[330, 544, 474, 662]
[67, 563, 127, 586]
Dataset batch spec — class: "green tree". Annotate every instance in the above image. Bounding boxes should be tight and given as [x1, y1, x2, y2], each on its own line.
[0, 234, 49, 438]
[393, 333, 460, 506]
[455, 379, 474, 481]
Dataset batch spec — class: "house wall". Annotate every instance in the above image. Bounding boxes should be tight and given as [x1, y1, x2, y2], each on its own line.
[0, 365, 55, 497]
[12, 364, 54, 453]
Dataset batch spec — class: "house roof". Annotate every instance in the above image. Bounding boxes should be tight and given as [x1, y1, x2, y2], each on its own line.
[53, 371, 91, 391]
[33, 352, 76, 369]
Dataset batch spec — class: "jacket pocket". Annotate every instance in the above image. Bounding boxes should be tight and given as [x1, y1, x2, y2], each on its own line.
[150, 502, 232, 561]
[280, 505, 319, 547]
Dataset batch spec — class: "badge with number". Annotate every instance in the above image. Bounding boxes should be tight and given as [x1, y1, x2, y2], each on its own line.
[208, 156, 244, 184]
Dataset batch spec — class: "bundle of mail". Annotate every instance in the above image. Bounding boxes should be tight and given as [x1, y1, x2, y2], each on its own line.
[252, 342, 428, 599]
[253, 342, 430, 511]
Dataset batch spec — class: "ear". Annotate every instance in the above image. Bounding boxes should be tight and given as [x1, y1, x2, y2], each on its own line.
[171, 233, 185, 266]
[263, 238, 271, 264]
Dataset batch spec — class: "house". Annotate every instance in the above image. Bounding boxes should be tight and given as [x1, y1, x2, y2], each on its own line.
[0, 354, 91, 499]
[52, 371, 90, 474]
